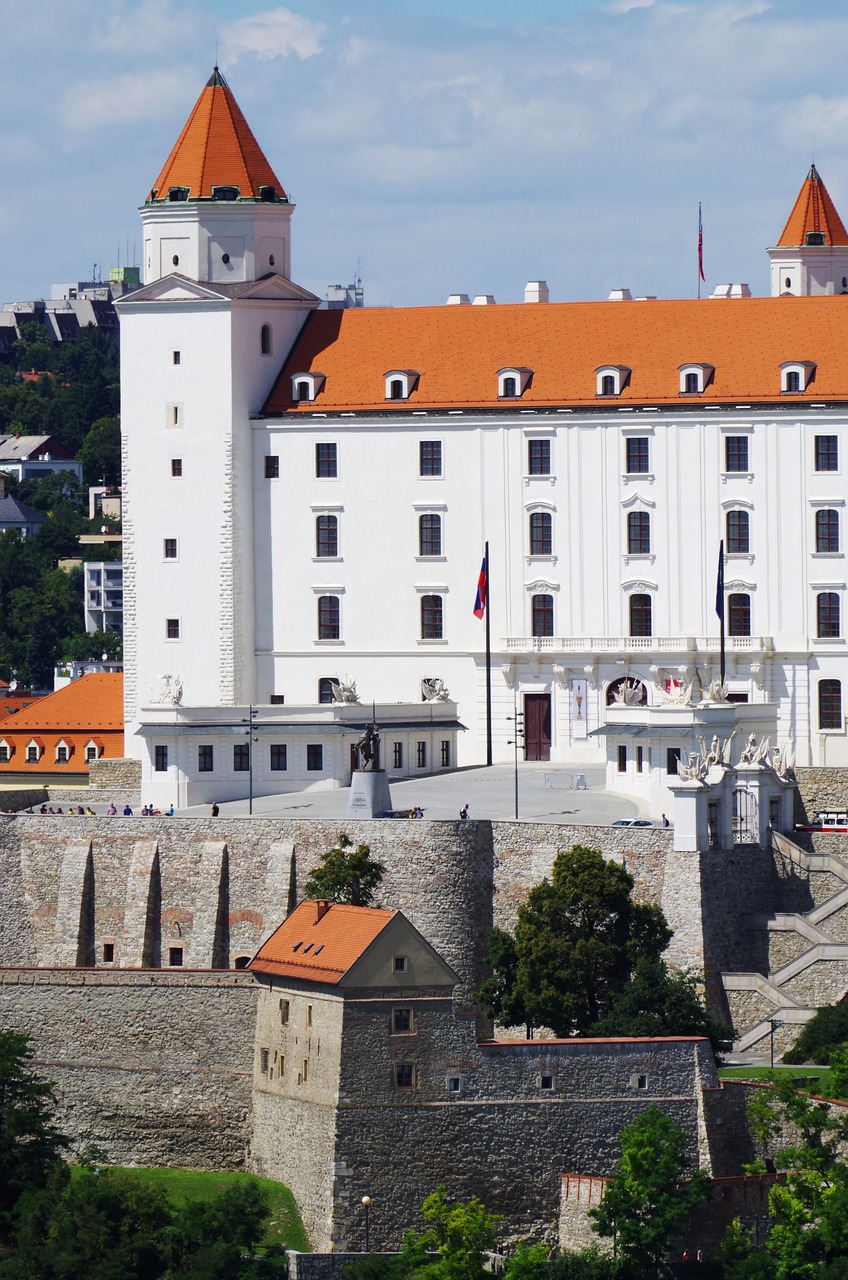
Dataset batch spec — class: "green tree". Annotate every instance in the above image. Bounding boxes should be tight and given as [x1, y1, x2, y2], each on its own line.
[506, 846, 671, 1036]
[418, 1187, 499, 1280]
[0, 1033, 68, 1238]
[77, 416, 121, 487]
[594, 956, 731, 1052]
[478, 928, 531, 1036]
[304, 833, 386, 907]
[783, 1001, 848, 1065]
[589, 1105, 711, 1275]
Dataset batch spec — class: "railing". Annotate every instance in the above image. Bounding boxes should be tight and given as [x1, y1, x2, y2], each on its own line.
[503, 635, 767, 654]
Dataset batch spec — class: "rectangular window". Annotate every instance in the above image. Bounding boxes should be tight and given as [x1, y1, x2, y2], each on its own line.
[420, 594, 443, 640]
[169, 946, 183, 967]
[154, 745, 168, 772]
[102, 942, 115, 963]
[270, 694, 285, 705]
[26, 747, 38, 764]
[627, 511, 650, 554]
[540, 1075, 554, 1091]
[260, 1048, 270, 1074]
[395, 1064, 415, 1088]
[726, 510, 750, 554]
[416, 741, 427, 769]
[56, 746, 68, 764]
[629, 594, 652, 637]
[166, 618, 180, 639]
[0, 746, 9, 763]
[419, 513, 442, 557]
[626, 437, 650, 474]
[316, 443, 337, 478]
[302, 1058, 309, 1084]
[529, 511, 552, 556]
[393, 741, 403, 769]
[728, 593, 751, 637]
[317, 595, 340, 640]
[667, 747, 682, 776]
[617, 745, 627, 773]
[637, 745, 644, 772]
[316, 514, 338, 557]
[265, 455, 280, 479]
[173, 350, 181, 365]
[306, 1004, 313, 1028]
[171, 458, 182, 477]
[440, 740, 451, 768]
[816, 435, 839, 471]
[820, 679, 843, 730]
[419, 440, 442, 476]
[279, 999, 290, 1024]
[393, 1007, 413, 1033]
[233, 744, 250, 772]
[528, 439, 551, 475]
[270, 744, 287, 771]
[163, 538, 177, 559]
[198, 745, 214, 772]
[306, 744, 323, 771]
[725, 436, 749, 472]
[816, 509, 840, 553]
[394, 956, 408, 972]
[448, 1076, 461, 1094]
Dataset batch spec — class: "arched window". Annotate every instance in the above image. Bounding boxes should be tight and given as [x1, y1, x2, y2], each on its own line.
[295, 380, 311, 402]
[529, 511, 552, 556]
[629, 594, 652, 637]
[419, 513, 442, 557]
[684, 372, 699, 394]
[600, 374, 616, 396]
[784, 369, 801, 393]
[728, 593, 751, 637]
[817, 592, 840, 638]
[317, 596, 340, 640]
[816, 509, 840, 553]
[606, 676, 647, 706]
[531, 594, 554, 637]
[501, 376, 517, 398]
[726, 509, 750, 554]
[820, 679, 843, 730]
[420, 594, 443, 639]
[389, 379, 404, 400]
[260, 324, 272, 355]
[627, 511, 650, 554]
[316, 514, 338, 558]
[318, 677, 335, 704]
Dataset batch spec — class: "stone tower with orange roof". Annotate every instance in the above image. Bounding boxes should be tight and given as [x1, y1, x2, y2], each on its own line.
[767, 163, 848, 296]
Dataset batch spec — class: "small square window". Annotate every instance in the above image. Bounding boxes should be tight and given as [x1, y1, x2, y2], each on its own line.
[154, 745, 168, 772]
[166, 618, 180, 640]
[102, 942, 115, 963]
[173, 350, 181, 365]
[448, 1076, 461, 1094]
[171, 458, 182, 477]
[198, 745, 214, 773]
[164, 538, 177, 559]
[169, 946, 184, 967]
[265, 455, 280, 479]
[394, 955, 408, 973]
[630, 1072, 648, 1090]
[393, 1007, 413, 1033]
[395, 1063, 415, 1088]
[540, 1075, 554, 1091]
[306, 744, 323, 771]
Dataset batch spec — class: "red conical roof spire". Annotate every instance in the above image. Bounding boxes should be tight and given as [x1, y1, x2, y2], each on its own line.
[777, 163, 848, 247]
[147, 68, 285, 202]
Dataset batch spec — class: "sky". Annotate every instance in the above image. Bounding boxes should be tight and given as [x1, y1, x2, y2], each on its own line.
[1, 0, 848, 308]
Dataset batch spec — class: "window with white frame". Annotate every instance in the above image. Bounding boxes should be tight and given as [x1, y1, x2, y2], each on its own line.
[596, 365, 631, 397]
[817, 592, 841, 638]
[529, 510, 553, 556]
[420, 594, 443, 639]
[316, 514, 339, 558]
[816, 509, 840, 553]
[419, 513, 442, 557]
[497, 367, 532, 398]
[291, 372, 326, 403]
[781, 361, 815, 393]
[531, 593, 554, 637]
[385, 370, 420, 400]
[678, 363, 714, 395]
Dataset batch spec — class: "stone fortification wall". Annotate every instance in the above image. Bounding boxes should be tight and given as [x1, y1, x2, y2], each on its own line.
[0, 968, 256, 1168]
[89, 757, 143, 793]
[0, 789, 47, 813]
[795, 767, 848, 824]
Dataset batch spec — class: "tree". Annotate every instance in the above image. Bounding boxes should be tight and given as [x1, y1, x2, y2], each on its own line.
[77, 416, 121, 487]
[478, 928, 530, 1036]
[594, 956, 731, 1052]
[783, 1001, 848, 1065]
[304, 833, 386, 907]
[589, 1105, 711, 1275]
[502, 846, 671, 1036]
[0, 1032, 68, 1237]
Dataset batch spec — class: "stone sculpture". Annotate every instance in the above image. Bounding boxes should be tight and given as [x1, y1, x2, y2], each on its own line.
[355, 721, 381, 770]
[330, 677, 359, 704]
[611, 678, 644, 706]
[148, 674, 183, 705]
[421, 677, 451, 702]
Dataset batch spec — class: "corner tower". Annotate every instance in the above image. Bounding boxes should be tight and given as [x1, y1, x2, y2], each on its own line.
[768, 164, 848, 296]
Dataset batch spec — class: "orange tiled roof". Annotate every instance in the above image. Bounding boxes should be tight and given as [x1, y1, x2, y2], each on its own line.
[250, 900, 396, 984]
[0, 673, 123, 774]
[264, 294, 848, 414]
[147, 68, 285, 203]
[0, 693, 41, 722]
[777, 164, 848, 248]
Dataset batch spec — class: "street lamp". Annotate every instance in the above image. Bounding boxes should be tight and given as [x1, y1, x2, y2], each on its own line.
[769, 1018, 783, 1070]
[240, 705, 259, 815]
[361, 1195, 372, 1252]
[506, 694, 525, 819]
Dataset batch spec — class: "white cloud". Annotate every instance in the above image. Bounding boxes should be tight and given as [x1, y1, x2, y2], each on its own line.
[59, 69, 191, 133]
[221, 7, 327, 63]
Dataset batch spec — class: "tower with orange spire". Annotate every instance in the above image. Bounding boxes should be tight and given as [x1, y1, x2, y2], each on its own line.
[767, 163, 848, 296]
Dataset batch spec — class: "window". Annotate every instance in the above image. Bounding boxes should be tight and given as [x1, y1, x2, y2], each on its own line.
[395, 1064, 415, 1088]
[540, 1075, 554, 1091]
[600, 374, 616, 396]
[626, 437, 650, 473]
[393, 742, 403, 769]
[260, 324, 272, 355]
[316, 514, 338, 557]
[817, 592, 841, 638]
[528, 439, 551, 475]
[270, 744, 287, 771]
[667, 747, 681, 776]
[0, 746, 8, 763]
[394, 956, 408, 972]
[630, 593, 652, 637]
[416, 741, 427, 768]
[637, 745, 644, 772]
[820, 679, 843, 730]
[784, 369, 801, 393]
[617, 745, 627, 773]
[816, 436, 839, 472]
[168, 404, 182, 427]
[56, 746, 68, 764]
[631, 1073, 649, 1090]
[306, 1004, 313, 1028]
[26, 746, 38, 764]
[448, 1077, 461, 1094]
[280, 999, 290, 1024]
[265, 455, 280, 479]
[306, 744, 323, 771]
[102, 942, 115, 963]
[270, 694, 285, 705]
[421, 594, 443, 640]
[816, 509, 840, 553]
[154, 745, 168, 772]
[419, 514, 442, 556]
[440, 740, 451, 768]
[501, 376, 517, 398]
[532, 593, 554, 637]
[389, 379, 404, 400]
[726, 509, 750, 554]
[393, 1008, 413, 1032]
[294, 380, 311, 402]
[725, 436, 749, 472]
[164, 538, 177, 559]
[260, 1048, 270, 1074]
[169, 947, 183, 967]
[171, 458, 182, 477]
[316, 443, 337, 478]
[86, 745, 97, 763]
[683, 372, 699, 394]
[302, 1058, 309, 1083]
[728, 593, 751, 637]
[233, 744, 250, 771]
[627, 510, 651, 554]
[166, 618, 180, 639]
[419, 441, 442, 476]
[529, 511, 552, 556]
[198, 745, 214, 772]
[317, 595, 340, 640]
[318, 678, 335, 704]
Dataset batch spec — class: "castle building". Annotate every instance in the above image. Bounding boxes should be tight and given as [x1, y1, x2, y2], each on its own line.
[118, 71, 848, 809]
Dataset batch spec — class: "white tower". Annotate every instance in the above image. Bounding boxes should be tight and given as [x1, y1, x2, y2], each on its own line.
[117, 69, 319, 804]
[767, 164, 848, 296]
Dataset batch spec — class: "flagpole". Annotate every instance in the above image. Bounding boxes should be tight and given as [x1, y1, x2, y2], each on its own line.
[697, 203, 702, 300]
[716, 539, 726, 686]
[485, 539, 492, 766]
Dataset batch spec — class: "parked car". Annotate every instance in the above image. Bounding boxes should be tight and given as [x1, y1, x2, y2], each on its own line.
[611, 818, 654, 827]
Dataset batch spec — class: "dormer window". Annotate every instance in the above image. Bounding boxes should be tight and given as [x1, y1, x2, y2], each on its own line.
[0, 740, 11, 763]
[259, 185, 277, 202]
[25, 739, 43, 764]
[167, 187, 189, 202]
[781, 361, 815, 394]
[384, 370, 420, 401]
[291, 373, 326, 404]
[85, 738, 103, 763]
[55, 740, 71, 765]
[678, 363, 714, 395]
[596, 365, 631, 397]
[211, 186, 239, 201]
[806, 231, 826, 246]
[497, 367, 533, 398]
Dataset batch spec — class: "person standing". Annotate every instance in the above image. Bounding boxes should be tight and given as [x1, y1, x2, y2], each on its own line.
[211, 801, 220, 817]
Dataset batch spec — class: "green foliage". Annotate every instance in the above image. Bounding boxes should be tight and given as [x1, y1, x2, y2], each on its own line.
[418, 1187, 499, 1280]
[304, 833, 386, 907]
[76, 417, 121, 487]
[589, 1105, 711, 1275]
[478, 928, 530, 1034]
[547, 1249, 626, 1280]
[594, 956, 732, 1052]
[783, 1001, 848, 1065]
[0, 1033, 68, 1239]
[496, 846, 671, 1036]
[60, 629, 123, 664]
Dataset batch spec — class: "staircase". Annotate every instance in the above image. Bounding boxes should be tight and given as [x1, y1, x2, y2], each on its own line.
[721, 830, 848, 1054]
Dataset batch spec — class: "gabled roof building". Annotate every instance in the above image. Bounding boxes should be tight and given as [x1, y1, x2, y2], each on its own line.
[117, 72, 848, 807]
[0, 672, 123, 777]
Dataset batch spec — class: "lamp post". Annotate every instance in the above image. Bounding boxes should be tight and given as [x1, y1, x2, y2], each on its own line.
[361, 1195, 372, 1253]
[769, 1018, 783, 1070]
[240, 705, 258, 815]
[506, 694, 525, 819]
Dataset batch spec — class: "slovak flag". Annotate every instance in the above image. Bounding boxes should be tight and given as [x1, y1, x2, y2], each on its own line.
[473, 554, 487, 619]
[698, 202, 706, 283]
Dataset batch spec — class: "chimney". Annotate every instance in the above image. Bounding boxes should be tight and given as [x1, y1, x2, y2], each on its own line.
[315, 900, 332, 923]
[446, 293, 471, 305]
[608, 288, 633, 301]
[472, 294, 496, 305]
[524, 280, 549, 304]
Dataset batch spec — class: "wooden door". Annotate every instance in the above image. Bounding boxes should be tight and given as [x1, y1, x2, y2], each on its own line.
[524, 694, 551, 761]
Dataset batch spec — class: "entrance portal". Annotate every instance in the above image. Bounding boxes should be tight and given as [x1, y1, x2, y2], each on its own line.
[524, 694, 552, 761]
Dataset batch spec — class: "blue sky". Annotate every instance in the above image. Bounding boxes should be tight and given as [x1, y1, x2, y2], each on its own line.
[1, 1, 847, 308]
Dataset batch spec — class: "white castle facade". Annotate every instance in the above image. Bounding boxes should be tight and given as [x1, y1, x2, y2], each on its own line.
[117, 73, 848, 808]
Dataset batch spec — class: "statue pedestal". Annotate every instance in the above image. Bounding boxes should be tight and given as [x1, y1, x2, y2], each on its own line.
[348, 770, 393, 818]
